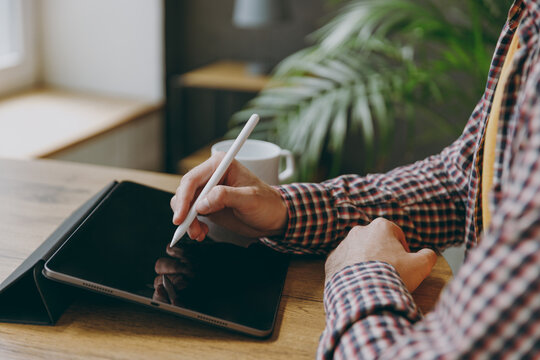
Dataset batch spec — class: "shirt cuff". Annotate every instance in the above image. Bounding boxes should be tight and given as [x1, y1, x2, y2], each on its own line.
[260, 183, 339, 254]
[324, 261, 422, 327]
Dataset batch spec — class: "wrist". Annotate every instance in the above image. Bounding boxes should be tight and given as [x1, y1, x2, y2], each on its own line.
[267, 186, 288, 236]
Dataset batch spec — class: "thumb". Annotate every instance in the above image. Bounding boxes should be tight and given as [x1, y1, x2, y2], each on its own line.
[195, 185, 248, 215]
[404, 248, 438, 292]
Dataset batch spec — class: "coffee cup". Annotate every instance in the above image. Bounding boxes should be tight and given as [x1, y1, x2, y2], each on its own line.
[211, 139, 294, 185]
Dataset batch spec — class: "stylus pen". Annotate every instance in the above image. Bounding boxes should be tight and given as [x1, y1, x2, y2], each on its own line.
[170, 114, 260, 247]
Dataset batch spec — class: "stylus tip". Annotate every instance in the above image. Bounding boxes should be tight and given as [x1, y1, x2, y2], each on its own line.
[170, 226, 186, 247]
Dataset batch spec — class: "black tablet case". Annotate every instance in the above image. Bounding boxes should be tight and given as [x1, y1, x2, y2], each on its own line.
[0, 181, 118, 325]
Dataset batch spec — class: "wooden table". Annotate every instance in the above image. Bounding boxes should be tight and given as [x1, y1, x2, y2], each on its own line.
[0, 158, 452, 359]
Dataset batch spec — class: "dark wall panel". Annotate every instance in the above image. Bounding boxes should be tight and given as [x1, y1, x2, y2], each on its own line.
[164, 0, 331, 172]
[165, 0, 330, 77]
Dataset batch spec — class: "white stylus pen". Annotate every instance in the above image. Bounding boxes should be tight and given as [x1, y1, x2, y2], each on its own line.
[170, 114, 260, 247]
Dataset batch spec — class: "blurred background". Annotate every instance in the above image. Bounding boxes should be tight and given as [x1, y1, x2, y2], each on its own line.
[0, 0, 506, 181]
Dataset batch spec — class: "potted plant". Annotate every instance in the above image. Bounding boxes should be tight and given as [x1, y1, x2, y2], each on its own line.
[229, 0, 508, 181]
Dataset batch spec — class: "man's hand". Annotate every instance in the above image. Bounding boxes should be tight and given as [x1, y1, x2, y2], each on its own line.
[325, 218, 437, 293]
[170, 152, 288, 241]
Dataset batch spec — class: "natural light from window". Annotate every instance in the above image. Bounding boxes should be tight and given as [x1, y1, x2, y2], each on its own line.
[0, 0, 22, 69]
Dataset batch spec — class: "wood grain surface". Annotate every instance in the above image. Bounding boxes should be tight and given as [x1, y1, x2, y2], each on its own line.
[0, 158, 451, 359]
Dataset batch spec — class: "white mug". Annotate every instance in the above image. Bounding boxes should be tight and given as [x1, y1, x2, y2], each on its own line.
[211, 139, 295, 185]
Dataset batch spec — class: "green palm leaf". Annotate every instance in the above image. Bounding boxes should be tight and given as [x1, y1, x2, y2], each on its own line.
[229, 0, 509, 181]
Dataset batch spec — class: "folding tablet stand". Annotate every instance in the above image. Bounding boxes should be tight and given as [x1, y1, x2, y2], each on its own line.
[0, 181, 117, 324]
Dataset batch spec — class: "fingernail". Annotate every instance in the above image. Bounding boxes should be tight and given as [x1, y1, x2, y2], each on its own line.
[197, 198, 210, 213]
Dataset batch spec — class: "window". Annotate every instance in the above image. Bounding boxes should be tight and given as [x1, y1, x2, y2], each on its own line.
[0, 0, 37, 97]
[0, 0, 23, 69]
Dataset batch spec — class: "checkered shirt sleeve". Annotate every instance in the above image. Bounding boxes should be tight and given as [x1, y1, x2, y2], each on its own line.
[261, 151, 471, 254]
[261, 1, 540, 358]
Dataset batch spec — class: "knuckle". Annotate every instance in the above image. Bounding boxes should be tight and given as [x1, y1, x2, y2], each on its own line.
[179, 172, 193, 187]
[371, 217, 389, 227]
[371, 217, 393, 230]
[371, 217, 404, 237]
[244, 186, 258, 197]
[212, 185, 228, 201]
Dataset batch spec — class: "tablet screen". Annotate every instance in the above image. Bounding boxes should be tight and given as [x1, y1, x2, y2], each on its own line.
[45, 182, 289, 335]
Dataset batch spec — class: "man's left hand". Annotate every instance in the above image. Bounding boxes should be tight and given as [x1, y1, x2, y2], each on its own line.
[325, 218, 437, 293]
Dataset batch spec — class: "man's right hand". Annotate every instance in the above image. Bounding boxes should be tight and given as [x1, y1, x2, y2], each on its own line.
[325, 218, 437, 293]
[170, 152, 289, 241]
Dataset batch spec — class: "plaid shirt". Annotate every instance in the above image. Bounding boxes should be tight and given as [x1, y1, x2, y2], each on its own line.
[262, 0, 540, 358]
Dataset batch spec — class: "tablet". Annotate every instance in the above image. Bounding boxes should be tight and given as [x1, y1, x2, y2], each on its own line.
[43, 181, 289, 337]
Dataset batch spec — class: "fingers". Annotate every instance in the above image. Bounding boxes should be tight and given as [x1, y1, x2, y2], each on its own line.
[411, 248, 438, 274]
[154, 275, 163, 288]
[195, 185, 255, 215]
[369, 217, 410, 252]
[152, 283, 169, 303]
[166, 274, 190, 290]
[404, 248, 438, 292]
[187, 219, 208, 241]
[154, 257, 192, 275]
[154, 274, 190, 291]
[171, 153, 226, 225]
